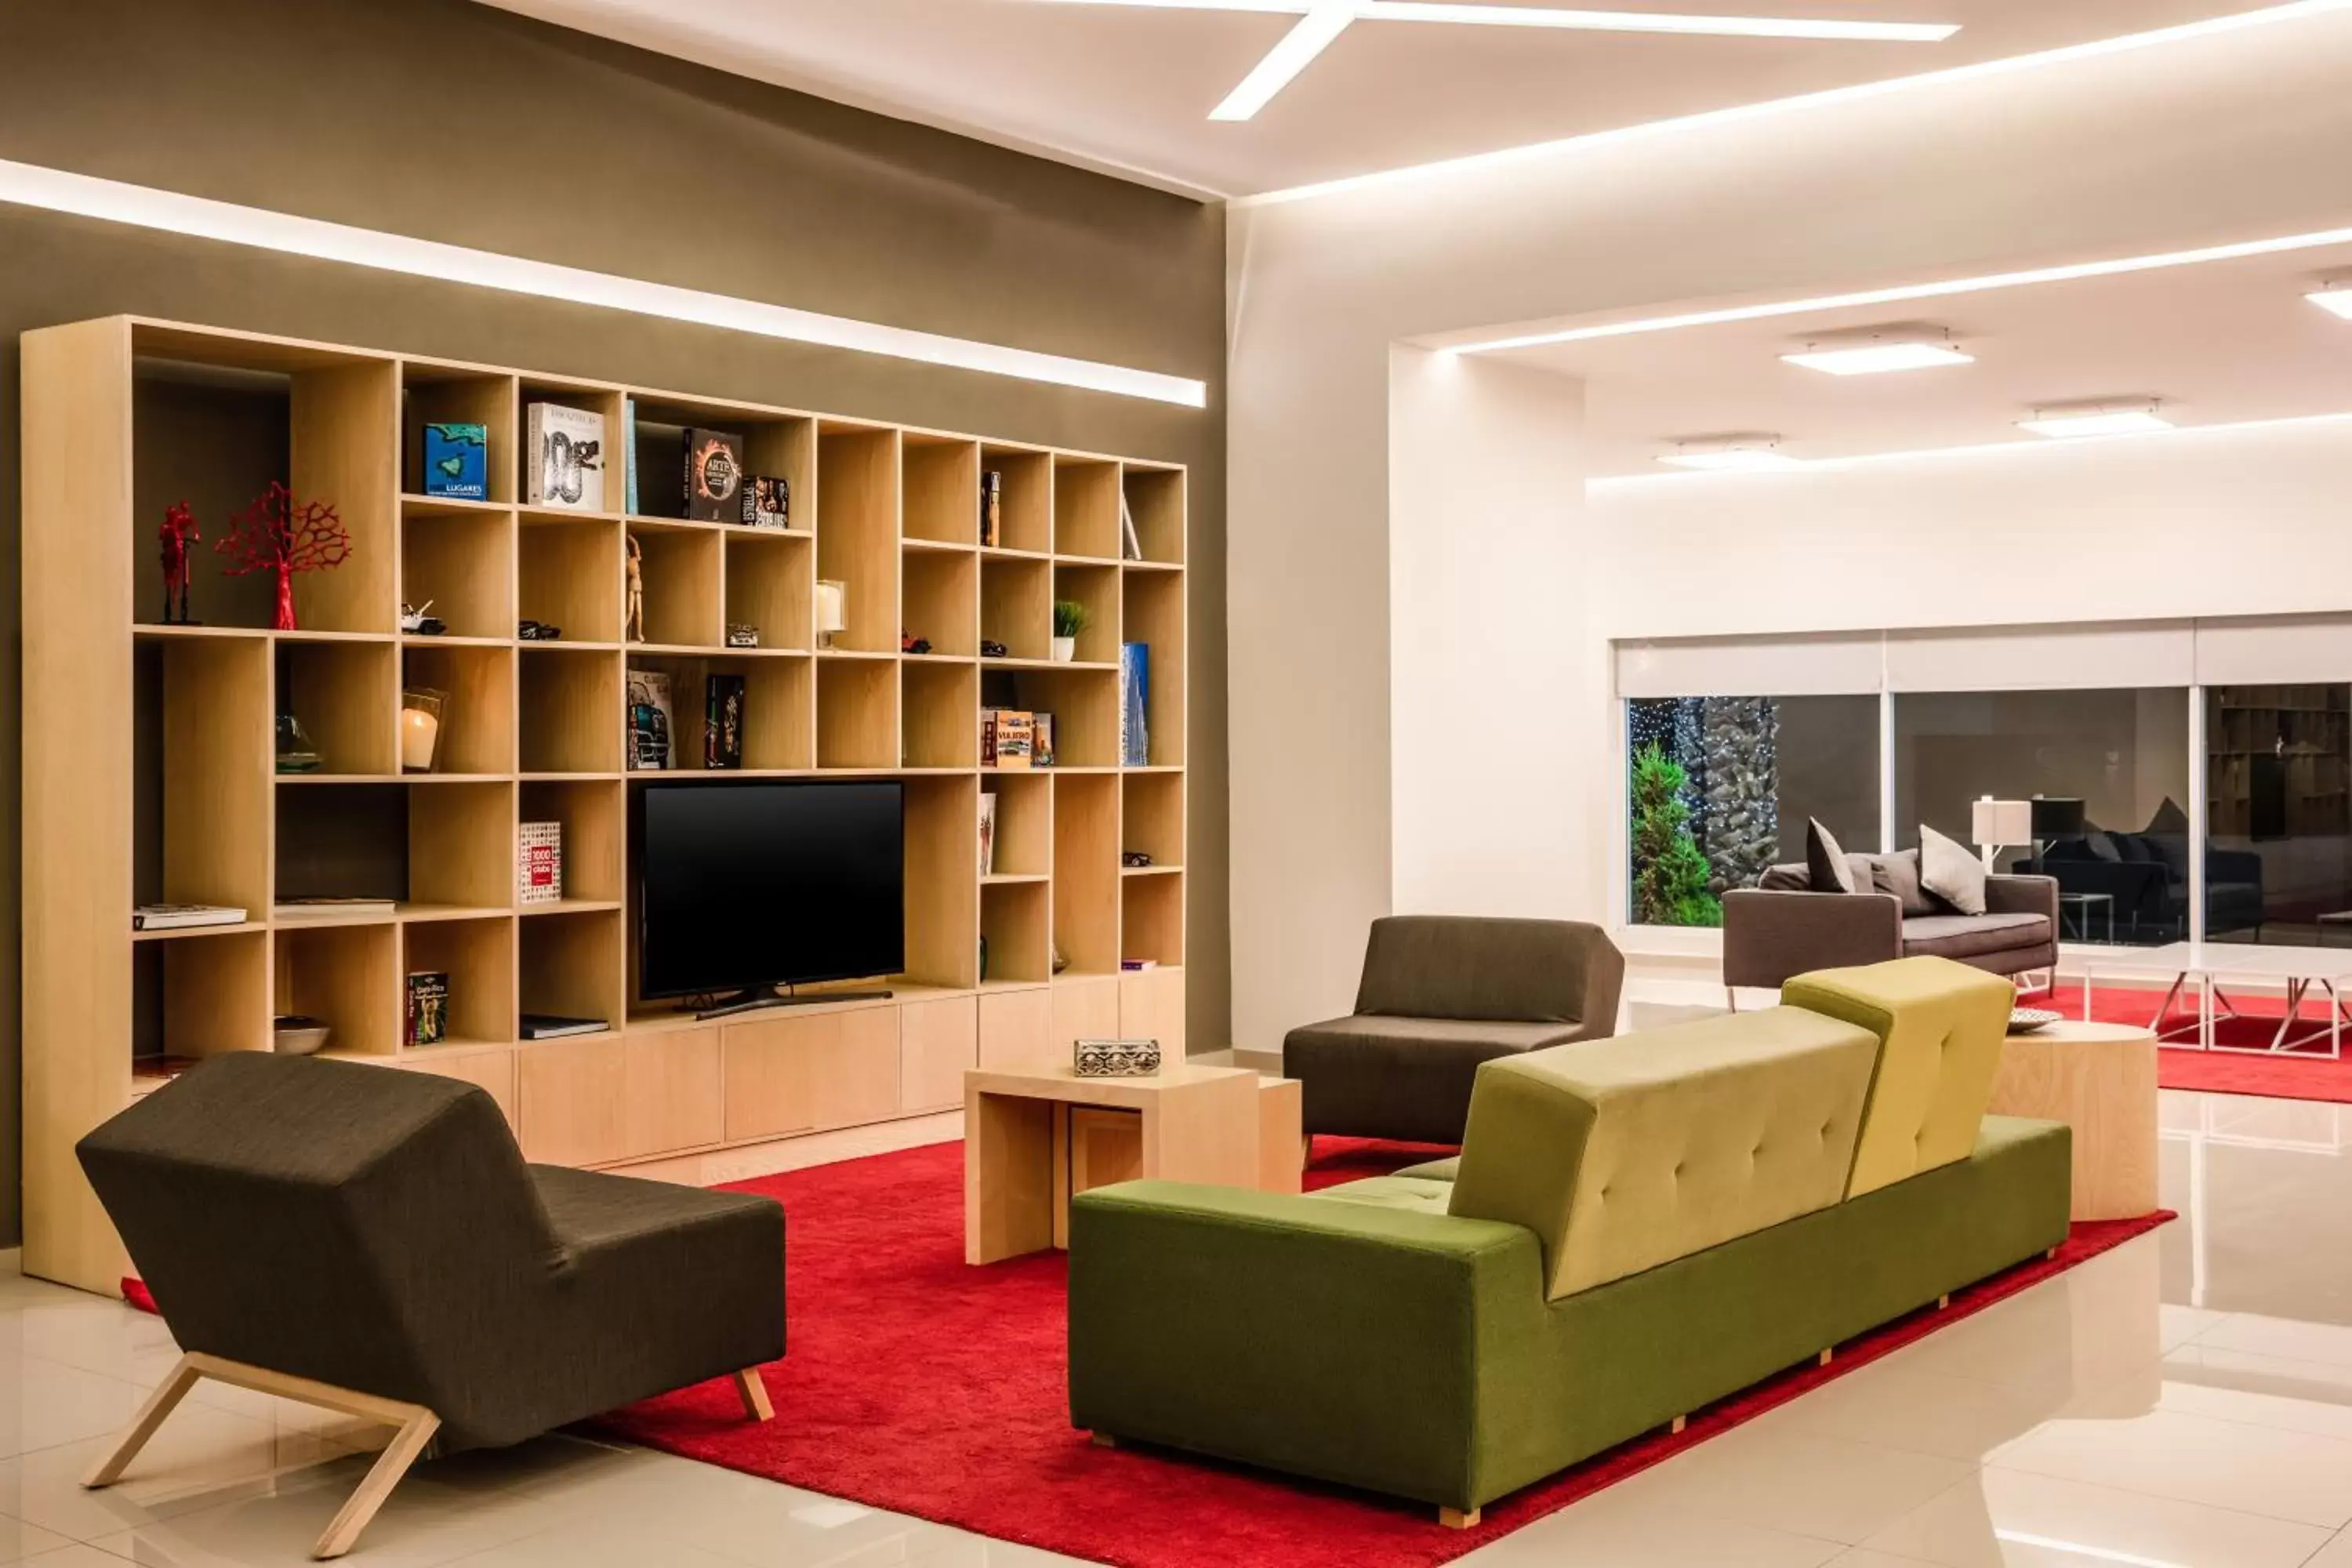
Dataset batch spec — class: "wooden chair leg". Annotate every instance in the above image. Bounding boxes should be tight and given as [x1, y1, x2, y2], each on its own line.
[82, 1353, 202, 1489]
[1439, 1506, 1481, 1529]
[732, 1367, 774, 1422]
[312, 1409, 439, 1560]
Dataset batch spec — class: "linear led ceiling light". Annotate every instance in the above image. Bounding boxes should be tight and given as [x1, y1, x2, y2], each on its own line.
[2309, 281, 2352, 319]
[2018, 400, 2173, 439]
[1659, 435, 1806, 471]
[1781, 325, 1973, 376]
[0, 158, 1207, 408]
[1035, 0, 1957, 121]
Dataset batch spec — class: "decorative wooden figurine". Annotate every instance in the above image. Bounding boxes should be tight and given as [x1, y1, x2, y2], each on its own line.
[625, 535, 645, 643]
[215, 482, 350, 632]
[158, 502, 201, 624]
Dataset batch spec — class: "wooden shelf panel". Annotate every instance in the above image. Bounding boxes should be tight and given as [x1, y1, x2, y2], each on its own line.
[521, 644, 623, 775]
[904, 549, 978, 658]
[981, 557, 1051, 662]
[817, 658, 898, 771]
[1122, 871, 1185, 967]
[401, 367, 517, 506]
[905, 774, 980, 989]
[724, 530, 814, 652]
[982, 879, 1050, 985]
[1054, 562, 1122, 666]
[630, 652, 815, 772]
[904, 434, 979, 546]
[520, 906, 625, 1037]
[134, 927, 270, 1063]
[1053, 771, 1120, 976]
[903, 659, 979, 770]
[1053, 456, 1121, 561]
[519, 779, 625, 906]
[985, 665, 1121, 770]
[626, 398, 812, 529]
[401, 644, 516, 775]
[276, 920, 400, 1057]
[627, 524, 722, 649]
[978, 447, 1051, 554]
[982, 771, 1052, 880]
[1122, 770, 1185, 869]
[816, 426, 901, 654]
[404, 916, 515, 1049]
[1122, 466, 1186, 566]
[138, 635, 274, 915]
[400, 503, 514, 641]
[519, 514, 621, 644]
[278, 639, 397, 777]
[1122, 568, 1185, 768]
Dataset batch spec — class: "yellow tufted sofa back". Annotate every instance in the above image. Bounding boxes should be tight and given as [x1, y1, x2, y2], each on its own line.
[1781, 956, 2015, 1198]
[1446, 1006, 1878, 1301]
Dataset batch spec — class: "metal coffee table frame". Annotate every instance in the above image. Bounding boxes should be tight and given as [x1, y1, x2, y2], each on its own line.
[2083, 942, 2349, 1059]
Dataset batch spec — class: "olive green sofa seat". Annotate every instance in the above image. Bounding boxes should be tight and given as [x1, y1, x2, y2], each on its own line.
[1068, 956, 2070, 1520]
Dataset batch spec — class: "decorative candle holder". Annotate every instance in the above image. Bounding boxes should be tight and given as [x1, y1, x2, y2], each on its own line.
[399, 688, 448, 773]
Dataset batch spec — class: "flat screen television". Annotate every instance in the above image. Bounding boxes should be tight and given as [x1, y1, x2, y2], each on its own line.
[633, 778, 904, 1008]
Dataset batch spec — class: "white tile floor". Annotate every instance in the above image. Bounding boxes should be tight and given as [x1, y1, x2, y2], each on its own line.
[2, 1088, 2347, 1566]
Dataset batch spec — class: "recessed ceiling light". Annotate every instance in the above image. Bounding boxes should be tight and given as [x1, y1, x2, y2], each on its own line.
[1660, 437, 1806, 471]
[1782, 327, 1973, 376]
[2308, 285, 2352, 320]
[2018, 401, 2173, 438]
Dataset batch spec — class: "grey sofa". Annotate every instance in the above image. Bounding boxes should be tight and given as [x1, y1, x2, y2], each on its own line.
[1723, 858, 2058, 995]
[1283, 916, 1625, 1145]
[76, 1053, 785, 1559]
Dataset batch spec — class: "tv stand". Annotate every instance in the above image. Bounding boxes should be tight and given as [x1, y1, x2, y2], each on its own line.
[696, 984, 896, 1021]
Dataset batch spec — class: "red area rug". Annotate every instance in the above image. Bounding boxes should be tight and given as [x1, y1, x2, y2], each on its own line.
[603, 1138, 2172, 1568]
[2055, 982, 2352, 1104]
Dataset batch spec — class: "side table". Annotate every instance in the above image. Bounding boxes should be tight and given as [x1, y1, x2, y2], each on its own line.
[1987, 1021, 2158, 1221]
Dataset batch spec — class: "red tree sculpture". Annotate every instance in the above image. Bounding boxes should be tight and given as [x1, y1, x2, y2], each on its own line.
[215, 482, 351, 631]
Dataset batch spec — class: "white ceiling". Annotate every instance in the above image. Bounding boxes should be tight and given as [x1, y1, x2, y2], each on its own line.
[477, 0, 2288, 198]
[1494, 240, 2352, 474]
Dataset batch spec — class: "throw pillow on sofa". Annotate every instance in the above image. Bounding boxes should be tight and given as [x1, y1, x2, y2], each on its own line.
[1806, 818, 1857, 894]
[1871, 848, 1938, 917]
[1918, 823, 1987, 916]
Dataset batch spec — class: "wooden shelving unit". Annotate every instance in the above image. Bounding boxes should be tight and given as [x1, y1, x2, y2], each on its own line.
[22, 316, 1189, 1294]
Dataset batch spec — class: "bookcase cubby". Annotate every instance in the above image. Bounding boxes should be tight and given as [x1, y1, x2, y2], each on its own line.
[24, 315, 1188, 1294]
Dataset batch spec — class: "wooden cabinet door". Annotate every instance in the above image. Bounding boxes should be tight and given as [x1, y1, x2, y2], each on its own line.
[978, 987, 1054, 1073]
[1119, 967, 1185, 1055]
[622, 1027, 723, 1159]
[518, 1036, 627, 1165]
[724, 1004, 902, 1142]
[900, 995, 977, 1113]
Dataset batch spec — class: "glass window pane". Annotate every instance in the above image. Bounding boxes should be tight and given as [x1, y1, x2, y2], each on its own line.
[2205, 684, 2351, 946]
[1627, 695, 1879, 926]
[1891, 689, 2190, 947]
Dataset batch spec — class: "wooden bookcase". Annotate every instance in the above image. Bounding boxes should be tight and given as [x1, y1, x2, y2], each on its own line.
[21, 317, 1189, 1294]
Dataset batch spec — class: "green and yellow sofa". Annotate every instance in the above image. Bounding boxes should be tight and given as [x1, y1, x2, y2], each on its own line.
[1068, 956, 2070, 1524]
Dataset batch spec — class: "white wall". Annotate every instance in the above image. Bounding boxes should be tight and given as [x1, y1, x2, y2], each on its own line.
[1388, 349, 1602, 919]
[1225, 9, 2352, 1051]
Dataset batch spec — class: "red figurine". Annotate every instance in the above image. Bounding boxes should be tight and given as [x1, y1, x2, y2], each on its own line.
[214, 482, 351, 632]
[158, 502, 201, 624]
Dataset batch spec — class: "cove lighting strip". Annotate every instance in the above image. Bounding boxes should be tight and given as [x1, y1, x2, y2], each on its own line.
[1589, 408, 2352, 487]
[0, 158, 1209, 408]
[1243, 0, 2352, 206]
[1450, 222, 2352, 355]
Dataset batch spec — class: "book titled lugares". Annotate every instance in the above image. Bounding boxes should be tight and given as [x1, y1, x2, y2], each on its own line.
[517, 821, 563, 906]
[422, 423, 488, 500]
[526, 402, 606, 511]
[684, 427, 745, 522]
[1120, 642, 1150, 766]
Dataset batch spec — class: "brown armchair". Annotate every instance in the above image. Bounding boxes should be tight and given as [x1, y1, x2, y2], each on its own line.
[1723, 868, 2057, 998]
[1283, 915, 1625, 1145]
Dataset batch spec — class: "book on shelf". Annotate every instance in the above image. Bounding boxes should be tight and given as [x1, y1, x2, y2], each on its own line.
[276, 897, 396, 916]
[519, 1013, 608, 1040]
[1120, 642, 1150, 767]
[684, 426, 745, 522]
[405, 971, 449, 1047]
[627, 668, 674, 770]
[706, 673, 746, 769]
[979, 791, 999, 877]
[421, 423, 488, 501]
[518, 822, 563, 906]
[132, 903, 246, 931]
[1033, 712, 1055, 768]
[1120, 490, 1143, 561]
[980, 470, 1002, 549]
[742, 474, 790, 529]
[1120, 958, 1159, 971]
[525, 401, 606, 511]
[984, 709, 1033, 770]
[622, 397, 639, 515]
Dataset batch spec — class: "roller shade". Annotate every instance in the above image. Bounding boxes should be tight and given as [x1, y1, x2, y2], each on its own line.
[2194, 614, 2352, 685]
[1615, 633, 1882, 699]
[1883, 621, 2193, 692]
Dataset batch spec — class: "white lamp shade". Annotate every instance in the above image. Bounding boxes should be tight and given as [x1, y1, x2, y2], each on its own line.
[1971, 797, 2034, 847]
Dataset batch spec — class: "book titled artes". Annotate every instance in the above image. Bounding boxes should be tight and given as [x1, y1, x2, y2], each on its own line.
[684, 427, 745, 521]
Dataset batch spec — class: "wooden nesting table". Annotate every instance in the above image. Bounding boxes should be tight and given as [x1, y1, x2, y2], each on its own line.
[1987, 1020, 2159, 1221]
[964, 1063, 1303, 1264]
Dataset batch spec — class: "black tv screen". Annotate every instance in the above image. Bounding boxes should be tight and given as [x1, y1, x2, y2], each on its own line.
[635, 779, 904, 998]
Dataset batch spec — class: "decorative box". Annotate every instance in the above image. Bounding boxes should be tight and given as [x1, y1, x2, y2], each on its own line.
[1074, 1037, 1161, 1077]
[726, 623, 760, 648]
[518, 821, 563, 906]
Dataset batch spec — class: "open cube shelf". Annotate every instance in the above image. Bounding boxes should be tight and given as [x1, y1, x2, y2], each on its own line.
[28, 312, 1186, 1294]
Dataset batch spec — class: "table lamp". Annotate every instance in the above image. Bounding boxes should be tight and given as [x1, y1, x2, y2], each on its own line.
[815, 580, 847, 651]
[1971, 797, 2032, 873]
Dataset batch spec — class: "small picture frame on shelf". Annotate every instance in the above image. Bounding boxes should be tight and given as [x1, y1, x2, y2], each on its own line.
[626, 669, 673, 771]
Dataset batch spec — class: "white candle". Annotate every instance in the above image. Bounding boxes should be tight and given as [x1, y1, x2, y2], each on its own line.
[401, 706, 440, 771]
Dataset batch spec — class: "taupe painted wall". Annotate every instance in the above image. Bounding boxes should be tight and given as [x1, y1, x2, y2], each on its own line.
[0, 0, 1228, 1243]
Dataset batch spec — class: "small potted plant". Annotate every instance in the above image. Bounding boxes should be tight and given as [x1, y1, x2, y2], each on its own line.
[1052, 598, 1088, 662]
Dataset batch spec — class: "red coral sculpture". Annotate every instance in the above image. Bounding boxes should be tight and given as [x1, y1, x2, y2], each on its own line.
[214, 482, 351, 631]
